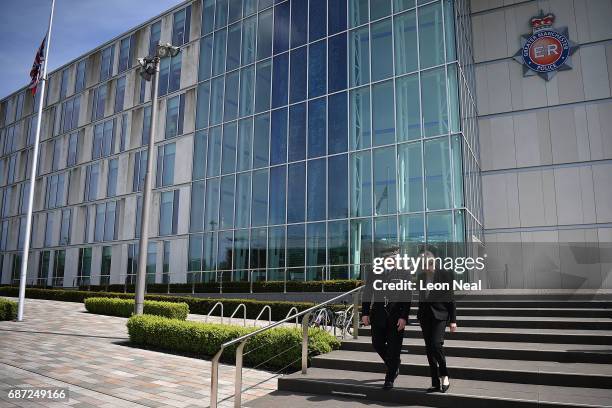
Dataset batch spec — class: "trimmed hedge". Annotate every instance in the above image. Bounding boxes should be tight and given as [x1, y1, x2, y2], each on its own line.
[84, 297, 189, 320]
[0, 287, 317, 321]
[0, 298, 18, 320]
[78, 279, 362, 294]
[127, 314, 340, 370]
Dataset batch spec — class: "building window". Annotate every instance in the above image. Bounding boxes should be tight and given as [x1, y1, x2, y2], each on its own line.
[60, 68, 70, 100]
[172, 6, 191, 46]
[59, 208, 71, 245]
[149, 21, 161, 55]
[142, 106, 151, 145]
[135, 196, 142, 238]
[100, 246, 112, 285]
[51, 138, 62, 171]
[126, 243, 138, 284]
[146, 242, 156, 283]
[159, 53, 182, 96]
[84, 163, 99, 201]
[107, 158, 118, 197]
[19, 183, 30, 215]
[7, 154, 17, 184]
[45, 212, 54, 247]
[118, 35, 135, 73]
[75, 60, 86, 93]
[132, 150, 147, 192]
[37, 250, 50, 286]
[156, 143, 175, 187]
[94, 201, 118, 242]
[67, 132, 79, 167]
[61, 95, 80, 132]
[1, 187, 12, 218]
[46, 173, 66, 209]
[99, 45, 114, 82]
[77, 247, 92, 286]
[165, 94, 184, 138]
[92, 119, 115, 159]
[162, 240, 170, 283]
[91, 84, 107, 121]
[159, 190, 179, 236]
[27, 116, 37, 146]
[114, 76, 126, 113]
[119, 113, 128, 152]
[52, 250, 65, 286]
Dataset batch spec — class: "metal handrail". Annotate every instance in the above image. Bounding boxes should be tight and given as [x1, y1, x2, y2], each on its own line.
[253, 305, 271, 327]
[285, 307, 299, 327]
[210, 285, 363, 408]
[205, 302, 224, 324]
[229, 303, 247, 327]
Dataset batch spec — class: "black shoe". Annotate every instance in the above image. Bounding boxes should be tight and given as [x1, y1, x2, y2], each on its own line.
[426, 386, 441, 393]
[383, 379, 394, 390]
[440, 382, 450, 393]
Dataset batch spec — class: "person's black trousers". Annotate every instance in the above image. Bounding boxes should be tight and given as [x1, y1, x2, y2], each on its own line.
[371, 314, 405, 377]
[419, 317, 448, 387]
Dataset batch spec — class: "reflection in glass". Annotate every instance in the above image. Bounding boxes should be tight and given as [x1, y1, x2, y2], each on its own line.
[350, 151, 372, 217]
[349, 86, 371, 150]
[328, 154, 348, 219]
[251, 169, 268, 227]
[269, 165, 286, 225]
[372, 81, 395, 146]
[308, 98, 326, 158]
[237, 118, 253, 171]
[253, 114, 270, 168]
[349, 27, 369, 87]
[219, 175, 235, 229]
[373, 146, 397, 215]
[235, 172, 251, 228]
[371, 19, 393, 81]
[289, 103, 306, 162]
[424, 136, 451, 210]
[396, 74, 421, 141]
[419, 2, 444, 68]
[207, 127, 222, 177]
[398, 141, 423, 212]
[421, 67, 448, 137]
[307, 158, 326, 221]
[328, 92, 347, 154]
[270, 108, 287, 165]
[287, 162, 306, 223]
[308, 40, 327, 98]
[394, 11, 417, 75]
[328, 33, 347, 93]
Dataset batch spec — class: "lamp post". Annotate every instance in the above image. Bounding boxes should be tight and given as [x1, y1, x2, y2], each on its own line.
[134, 43, 180, 315]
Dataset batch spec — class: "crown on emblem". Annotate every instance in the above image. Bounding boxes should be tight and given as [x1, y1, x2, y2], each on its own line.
[531, 12, 555, 31]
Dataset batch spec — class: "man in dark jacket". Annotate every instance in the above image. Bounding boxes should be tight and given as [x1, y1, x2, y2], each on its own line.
[417, 249, 457, 393]
[361, 246, 411, 389]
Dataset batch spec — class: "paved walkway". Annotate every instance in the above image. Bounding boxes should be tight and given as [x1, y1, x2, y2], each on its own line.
[0, 298, 279, 407]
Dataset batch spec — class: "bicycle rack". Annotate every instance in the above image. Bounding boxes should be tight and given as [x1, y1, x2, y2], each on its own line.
[254, 305, 271, 327]
[205, 302, 224, 324]
[285, 306, 299, 327]
[229, 303, 247, 327]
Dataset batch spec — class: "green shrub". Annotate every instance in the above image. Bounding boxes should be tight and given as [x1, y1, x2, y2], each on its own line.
[84, 297, 189, 320]
[0, 298, 18, 320]
[127, 314, 340, 370]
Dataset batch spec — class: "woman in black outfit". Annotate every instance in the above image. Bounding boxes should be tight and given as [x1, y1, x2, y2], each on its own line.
[417, 249, 457, 393]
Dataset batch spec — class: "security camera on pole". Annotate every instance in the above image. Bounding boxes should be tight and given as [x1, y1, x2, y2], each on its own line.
[134, 43, 180, 315]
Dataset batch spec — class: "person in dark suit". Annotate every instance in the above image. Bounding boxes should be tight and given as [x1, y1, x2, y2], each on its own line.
[417, 249, 457, 393]
[361, 246, 411, 390]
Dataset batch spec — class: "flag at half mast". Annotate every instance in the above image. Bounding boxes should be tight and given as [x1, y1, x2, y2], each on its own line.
[28, 37, 46, 95]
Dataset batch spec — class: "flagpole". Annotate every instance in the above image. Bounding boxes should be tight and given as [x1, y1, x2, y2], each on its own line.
[17, 0, 56, 322]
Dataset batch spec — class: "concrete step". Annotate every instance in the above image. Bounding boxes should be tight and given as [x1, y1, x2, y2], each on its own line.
[454, 300, 612, 309]
[278, 367, 612, 408]
[444, 315, 612, 330]
[358, 325, 612, 345]
[311, 350, 612, 389]
[341, 337, 612, 364]
[455, 307, 612, 318]
[245, 391, 413, 407]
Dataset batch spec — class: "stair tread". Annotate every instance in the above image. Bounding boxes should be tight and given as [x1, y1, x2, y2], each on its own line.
[313, 349, 612, 376]
[451, 316, 611, 322]
[346, 336, 612, 353]
[281, 367, 612, 407]
[245, 391, 413, 408]
[456, 307, 611, 312]
[366, 324, 612, 336]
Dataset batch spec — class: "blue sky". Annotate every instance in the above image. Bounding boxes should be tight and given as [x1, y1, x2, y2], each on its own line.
[0, 0, 182, 99]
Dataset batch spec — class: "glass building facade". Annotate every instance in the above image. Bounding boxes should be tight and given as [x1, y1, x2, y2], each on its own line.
[0, 0, 482, 287]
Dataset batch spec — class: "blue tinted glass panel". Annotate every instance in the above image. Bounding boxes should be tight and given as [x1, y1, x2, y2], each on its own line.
[307, 158, 326, 221]
[399, 213, 424, 250]
[251, 169, 268, 227]
[349, 0, 368, 27]
[193, 130, 208, 180]
[371, 19, 393, 81]
[349, 150, 372, 216]
[229, 0, 242, 23]
[218, 230, 232, 270]
[212, 29, 227, 76]
[349, 27, 369, 87]
[235, 172, 251, 227]
[427, 211, 452, 242]
[421, 67, 448, 137]
[308, 98, 326, 158]
[242, 16, 257, 65]
[328, 220, 349, 266]
[253, 113, 270, 168]
[287, 162, 305, 222]
[237, 118, 253, 171]
[373, 146, 397, 215]
[306, 222, 326, 266]
[207, 127, 222, 177]
[226, 23, 241, 71]
[255, 60, 271, 113]
[204, 177, 220, 230]
[219, 175, 235, 229]
[244, 0, 256, 16]
[290, 47, 307, 103]
[273, 1, 290, 54]
[309, 0, 326, 41]
[394, 10, 417, 75]
[308, 40, 326, 98]
[419, 2, 444, 69]
[372, 80, 395, 146]
[396, 73, 420, 141]
[270, 108, 287, 165]
[394, 0, 415, 12]
[424, 137, 451, 210]
[287, 224, 305, 267]
[202, 0, 215, 34]
[224, 71, 239, 121]
[397, 141, 423, 212]
[329, 0, 347, 35]
[328, 154, 348, 219]
[239, 65, 255, 117]
[349, 86, 371, 150]
[328, 33, 347, 93]
[257, 9, 273, 60]
[215, 0, 228, 28]
[288, 102, 306, 162]
[328, 92, 348, 154]
[370, 0, 391, 20]
[374, 215, 397, 247]
[199, 36, 213, 81]
[196, 81, 210, 130]
[272, 53, 289, 108]
[210, 77, 224, 125]
[291, 0, 307, 47]
[259, 0, 274, 10]
[269, 165, 286, 224]
[190, 181, 205, 231]
[267, 226, 285, 269]
[221, 122, 237, 174]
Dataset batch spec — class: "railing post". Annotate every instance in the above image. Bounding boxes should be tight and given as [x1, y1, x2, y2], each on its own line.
[234, 341, 246, 408]
[210, 347, 224, 408]
[301, 311, 311, 374]
[352, 290, 359, 339]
